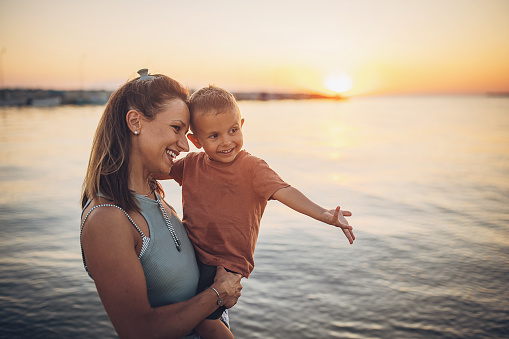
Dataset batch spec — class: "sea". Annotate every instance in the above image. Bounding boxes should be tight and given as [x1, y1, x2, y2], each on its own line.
[0, 95, 508, 339]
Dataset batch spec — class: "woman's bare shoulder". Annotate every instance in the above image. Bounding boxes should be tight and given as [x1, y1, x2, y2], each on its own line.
[81, 197, 140, 269]
[81, 197, 133, 236]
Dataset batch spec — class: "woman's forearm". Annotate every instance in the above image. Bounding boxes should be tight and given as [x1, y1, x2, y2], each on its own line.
[112, 271, 240, 339]
[137, 288, 221, 339]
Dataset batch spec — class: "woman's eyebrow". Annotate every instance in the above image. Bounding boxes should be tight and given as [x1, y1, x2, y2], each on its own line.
[171, 119, 188, 127]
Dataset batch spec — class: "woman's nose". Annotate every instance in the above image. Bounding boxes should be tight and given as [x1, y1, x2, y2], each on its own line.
[178, 133, 189, 152]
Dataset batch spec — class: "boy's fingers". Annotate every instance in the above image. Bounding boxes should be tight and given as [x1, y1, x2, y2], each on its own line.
[341, 210, 352, 217]
[333, 206, 340, 220]
[349, 229, 355, 242]
[342, 228, 355, 244]
[331, 207, 352, 218]
[329, 207, 353, 230]
[333, 206, 354, 244]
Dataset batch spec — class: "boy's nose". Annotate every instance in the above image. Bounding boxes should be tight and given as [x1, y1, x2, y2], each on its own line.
[220, 135, 231, 146]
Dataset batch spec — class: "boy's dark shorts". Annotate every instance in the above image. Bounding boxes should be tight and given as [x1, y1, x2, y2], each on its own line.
[197, 262, 238, 320]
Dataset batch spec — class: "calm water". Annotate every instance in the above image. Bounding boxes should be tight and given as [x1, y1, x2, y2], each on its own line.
[1, 96, 508, 338]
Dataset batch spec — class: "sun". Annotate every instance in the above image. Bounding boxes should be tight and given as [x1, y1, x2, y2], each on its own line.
[324, 73, 353, 94]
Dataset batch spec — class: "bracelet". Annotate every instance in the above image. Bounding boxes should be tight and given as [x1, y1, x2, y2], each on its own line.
[208, 287, 224, 306]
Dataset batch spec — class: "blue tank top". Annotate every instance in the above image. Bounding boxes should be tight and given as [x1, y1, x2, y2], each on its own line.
[81, 193, 201, 337]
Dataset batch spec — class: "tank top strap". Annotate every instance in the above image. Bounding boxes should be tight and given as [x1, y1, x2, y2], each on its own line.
[80, 203, 151, 275]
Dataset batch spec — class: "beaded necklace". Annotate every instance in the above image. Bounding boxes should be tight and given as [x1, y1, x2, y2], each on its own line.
[155, 197, 182, 252]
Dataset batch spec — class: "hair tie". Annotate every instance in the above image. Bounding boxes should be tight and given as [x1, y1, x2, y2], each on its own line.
[137, 68, 155, 81]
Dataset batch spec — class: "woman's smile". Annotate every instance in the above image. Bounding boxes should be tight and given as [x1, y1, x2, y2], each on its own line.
[166, 149, 178, 163]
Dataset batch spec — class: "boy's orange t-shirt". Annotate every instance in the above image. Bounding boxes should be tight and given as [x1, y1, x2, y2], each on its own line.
[169, 150, 289, 277]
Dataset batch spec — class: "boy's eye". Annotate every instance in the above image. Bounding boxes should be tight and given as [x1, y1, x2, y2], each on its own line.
[230, 128, 238, 133]
[209, 133, 218, 139]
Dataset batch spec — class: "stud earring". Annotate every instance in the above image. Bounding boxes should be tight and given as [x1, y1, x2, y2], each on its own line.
[134, 131, 139, 135]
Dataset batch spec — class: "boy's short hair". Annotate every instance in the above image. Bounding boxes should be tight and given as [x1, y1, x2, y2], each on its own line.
[189, 85, 239, 130]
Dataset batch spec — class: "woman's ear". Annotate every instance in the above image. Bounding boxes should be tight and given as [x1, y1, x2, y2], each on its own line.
[187, 134, 202, 149]
[126, 110, 142, 135]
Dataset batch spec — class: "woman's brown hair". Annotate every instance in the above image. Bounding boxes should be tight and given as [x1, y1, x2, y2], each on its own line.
[81, 71, 189, 212]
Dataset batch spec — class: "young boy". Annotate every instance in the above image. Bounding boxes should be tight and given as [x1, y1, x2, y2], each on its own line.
[169, 85, 355, 338]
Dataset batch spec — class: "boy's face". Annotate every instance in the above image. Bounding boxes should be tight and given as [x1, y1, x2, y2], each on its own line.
[188, 108, 244, 163]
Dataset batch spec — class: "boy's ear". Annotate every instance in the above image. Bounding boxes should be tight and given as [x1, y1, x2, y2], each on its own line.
[241, 118, 245, 127]
[126, 110, 142, 134]
[187, 134, 202, 148]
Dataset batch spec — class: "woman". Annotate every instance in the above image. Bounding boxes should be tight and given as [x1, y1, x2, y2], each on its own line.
[80, 69, 242, 339]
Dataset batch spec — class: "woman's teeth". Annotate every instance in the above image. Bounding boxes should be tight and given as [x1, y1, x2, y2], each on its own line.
[166, 149, 177, 159]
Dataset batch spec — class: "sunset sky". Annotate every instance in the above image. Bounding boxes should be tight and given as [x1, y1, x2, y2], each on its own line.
[1, 0, 508, 96]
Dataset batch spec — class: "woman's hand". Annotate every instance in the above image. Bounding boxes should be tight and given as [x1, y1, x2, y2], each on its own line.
[212, 267, 243, 308]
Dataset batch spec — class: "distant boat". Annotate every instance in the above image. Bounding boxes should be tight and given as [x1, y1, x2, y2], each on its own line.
[29, 97, 62, 107]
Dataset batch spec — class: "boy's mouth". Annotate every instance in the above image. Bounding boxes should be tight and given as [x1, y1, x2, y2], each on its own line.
[218, 147, 235, 155]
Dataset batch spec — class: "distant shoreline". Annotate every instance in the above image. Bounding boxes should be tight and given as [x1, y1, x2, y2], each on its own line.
[486, 91, 509, 97]
[0, 88, 345, 107]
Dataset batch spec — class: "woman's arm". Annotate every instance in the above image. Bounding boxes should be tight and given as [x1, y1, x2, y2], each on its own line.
[81, 207, 242, 339]
[271, 186, 355, 244]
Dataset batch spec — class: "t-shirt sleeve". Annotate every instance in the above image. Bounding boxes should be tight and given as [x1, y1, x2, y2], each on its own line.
[169, 157, 185, 186]
[252, 159, 290, 200]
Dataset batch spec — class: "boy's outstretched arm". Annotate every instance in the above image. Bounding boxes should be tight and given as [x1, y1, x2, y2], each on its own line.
[271, 186, 355, 244]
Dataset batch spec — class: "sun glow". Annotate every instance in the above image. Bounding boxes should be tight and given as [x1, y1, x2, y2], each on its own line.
[325, 73, 353, 94]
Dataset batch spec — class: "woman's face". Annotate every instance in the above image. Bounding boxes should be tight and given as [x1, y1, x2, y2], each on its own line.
[136, 99, 190, 175]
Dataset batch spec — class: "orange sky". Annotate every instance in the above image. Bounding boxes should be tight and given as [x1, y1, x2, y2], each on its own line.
[1, 0, 508, 96]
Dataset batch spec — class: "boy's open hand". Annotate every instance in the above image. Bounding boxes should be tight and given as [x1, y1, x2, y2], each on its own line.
[323, 206, 355, 244]
[271, 187, 355, 244]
